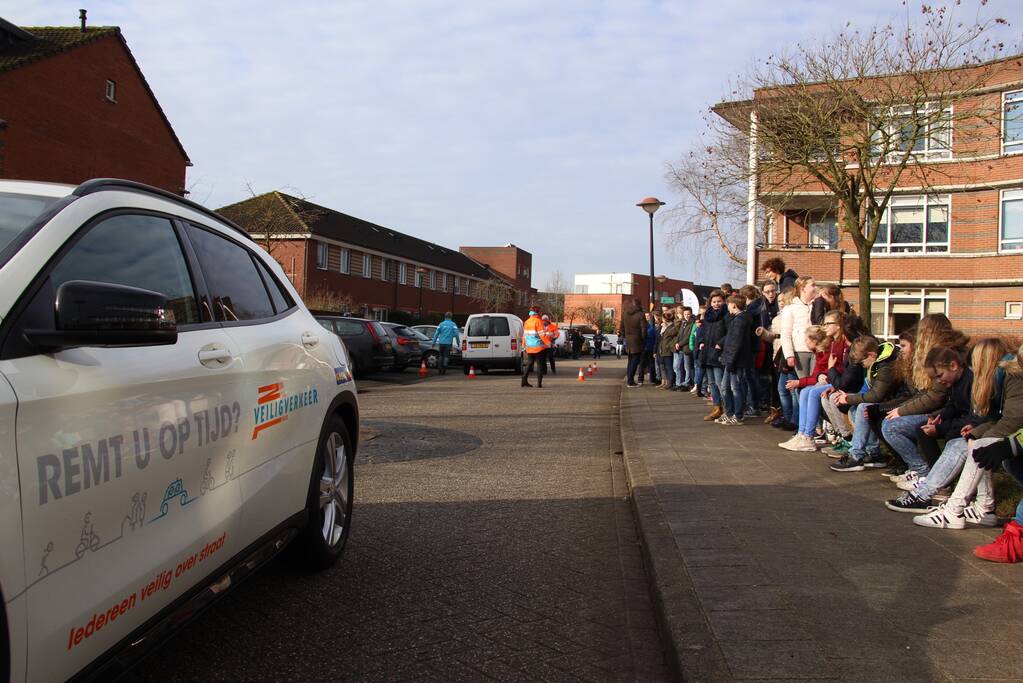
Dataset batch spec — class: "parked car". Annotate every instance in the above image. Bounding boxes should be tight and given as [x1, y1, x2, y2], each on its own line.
[315, 315, 395, 376]
[380, 322, 424, 370]
[412, 324, 463, 368]
[0, 178, 359, 682]
[461, 313, 524, 374]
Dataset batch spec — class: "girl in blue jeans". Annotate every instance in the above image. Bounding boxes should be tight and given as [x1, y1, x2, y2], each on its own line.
[780, 320, 843, 452]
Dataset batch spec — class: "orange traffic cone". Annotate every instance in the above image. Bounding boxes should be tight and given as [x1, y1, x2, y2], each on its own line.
[468, 365, 477, 379]
[593, 361, 598, 373]
[418, 360, 428, 378]
[587, 364, 594, 376]
[577, 367, 585, 382]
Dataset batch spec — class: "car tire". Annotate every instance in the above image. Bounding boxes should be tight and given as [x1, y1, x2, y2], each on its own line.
[424, 351, 439, 369]
[288, 414, 353, 570]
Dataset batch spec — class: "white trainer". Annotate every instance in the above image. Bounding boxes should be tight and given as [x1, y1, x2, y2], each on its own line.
[897, 472, 925, 492]
[963, 501, 999, 527]
[778, 435, 803, 450]
[913, 503, 966, 530]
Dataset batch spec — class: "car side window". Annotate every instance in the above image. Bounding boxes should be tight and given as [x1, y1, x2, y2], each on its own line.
[185, 224, 276, 322]
[335, 321, 364, 335]
[253, 256, 294, 314]
[50, 214, 201, 325]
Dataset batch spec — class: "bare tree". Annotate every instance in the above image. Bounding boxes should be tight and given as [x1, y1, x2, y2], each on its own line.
[699, 2, 1013, 324]
[540, 269, 570, 321]
[218, 185, 322, 258]
[471, 277, 513, 313]
[304, 285, 356, 315]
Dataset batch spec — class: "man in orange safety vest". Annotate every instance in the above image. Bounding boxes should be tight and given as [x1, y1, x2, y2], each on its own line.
[522, 308, 550, 388]
[541, 314, 560, 375]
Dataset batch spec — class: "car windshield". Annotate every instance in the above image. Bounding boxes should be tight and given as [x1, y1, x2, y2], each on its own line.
[467, 316, 510, 337]
[0, 192, 60, 257]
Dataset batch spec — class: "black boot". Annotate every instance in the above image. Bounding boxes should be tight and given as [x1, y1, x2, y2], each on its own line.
[521, 377, 533, 387]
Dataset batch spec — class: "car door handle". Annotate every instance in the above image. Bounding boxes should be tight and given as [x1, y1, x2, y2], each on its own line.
[302, 332, 320, 348]
[198, 345, 233, 368]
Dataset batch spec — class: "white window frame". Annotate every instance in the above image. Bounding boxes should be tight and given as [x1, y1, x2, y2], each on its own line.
[999, 188, 1023, 253]
[872, 194, 950, 254]
[441, 273, 448, 292]
[380, 258, 389, 282]
[105, 79, 117, 103]
[1002, 90, 1023, 156]
[399, 262, 408, 285]
[453, 276, 460, 295]
[372, 307, 388, 322]
[415, 269, 423, 288]
[465, 279, 473, 297]
[869, 288, 949, 339]
[339, 248, 350, 274]
[807, 211, 838, 249]
[316, 242, 329, 270]
[362, 254, 372, 278]
[872, 102, 952, 162]
[429, 271, 436, 290]
[1005, 301, 1023, 320]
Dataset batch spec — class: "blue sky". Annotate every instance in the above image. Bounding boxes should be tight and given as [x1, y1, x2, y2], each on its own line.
[8, 1, 1023, 288]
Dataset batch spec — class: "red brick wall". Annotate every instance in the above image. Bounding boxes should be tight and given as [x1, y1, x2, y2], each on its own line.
[0, 34, 188, 193]
[459, 246, 533, 291]
[563, 294, 627, 325]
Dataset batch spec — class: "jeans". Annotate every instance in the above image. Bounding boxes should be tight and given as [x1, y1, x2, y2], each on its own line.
[694, 363, 705, 394]
[778, 369, 799, 424]
[797, 384, 832, 436]
[880, 414, 931, 475]
[660, 355, 675, 386]
[723, 368, 745, 417]
[683, 352, 694, 386]
[820, 393, 852, 438]
[707, 366, 726, 406]
[847, 403, 880, 460]
[626, 353, 642, 385]
[438, 345, 451, 372]
[947, 437, 1000, 515]
[744, 368, 760, 411]
[913, 438, 969, 500]
[673, 352, 685, 387]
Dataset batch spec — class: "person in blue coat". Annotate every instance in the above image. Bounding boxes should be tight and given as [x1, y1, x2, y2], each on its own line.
[431, 312, 461, 375]
[639, 312, 660, 385]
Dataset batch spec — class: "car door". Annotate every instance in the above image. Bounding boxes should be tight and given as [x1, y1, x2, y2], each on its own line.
[1, 212, 244, 682]
[465, 316, 495, 361]
[333, 319, 371, 373]
[182, 224, 337, 544]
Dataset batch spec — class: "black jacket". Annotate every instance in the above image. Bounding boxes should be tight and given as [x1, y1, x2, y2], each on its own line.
[677, 318, 696, 353]
[699, 307, 727, 368]
[720, 311, 754, 370]
[779, 269, 798, 293]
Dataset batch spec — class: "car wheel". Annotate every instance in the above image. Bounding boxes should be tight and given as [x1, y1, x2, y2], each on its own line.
[288, 414, 353, 570]
[424, 351, 439, 369]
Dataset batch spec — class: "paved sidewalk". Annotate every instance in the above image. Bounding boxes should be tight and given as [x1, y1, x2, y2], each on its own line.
[620, 384, 1023, 682]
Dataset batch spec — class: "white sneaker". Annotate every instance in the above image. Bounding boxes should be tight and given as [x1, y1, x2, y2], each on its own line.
[896, 472, 925, 492]
[778, 435, 803, 450]
[689, 386, 698, 394]
[714, 415, 730, 424]
[793, 434, 819, 452]
[913, 503, 965, 530]
[963, 501, 999, 527]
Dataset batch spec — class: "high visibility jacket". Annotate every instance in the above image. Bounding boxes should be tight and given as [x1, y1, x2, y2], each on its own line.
[543, 322, 560, 344]
[523, 315, 549, 354]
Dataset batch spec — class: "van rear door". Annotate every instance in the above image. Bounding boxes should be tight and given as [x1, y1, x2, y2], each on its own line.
[465, 315, 496, 361]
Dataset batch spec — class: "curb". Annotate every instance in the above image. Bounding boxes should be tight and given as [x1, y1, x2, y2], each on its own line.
[618, 388, 733, 682]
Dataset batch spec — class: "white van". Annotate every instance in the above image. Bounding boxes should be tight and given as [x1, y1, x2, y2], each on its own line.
[461, 313, 524, 374]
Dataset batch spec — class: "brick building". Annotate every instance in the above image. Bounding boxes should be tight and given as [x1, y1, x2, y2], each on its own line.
[563, 272, 700, 328]
[0, 15, 190, 194]
[218, 192, 535, 321]
[715, 55, 1023, 339]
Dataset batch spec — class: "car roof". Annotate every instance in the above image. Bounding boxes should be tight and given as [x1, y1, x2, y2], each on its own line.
[0, 179, 75, 197]
[315, 315, 372, 322]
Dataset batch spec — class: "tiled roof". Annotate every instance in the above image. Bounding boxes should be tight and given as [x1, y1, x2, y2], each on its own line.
[0, 22, 191, 165]
[218, 192, 499, 280]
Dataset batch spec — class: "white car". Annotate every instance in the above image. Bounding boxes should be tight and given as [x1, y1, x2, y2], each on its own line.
[0, 179, 359, 681]
[460, 313, 524, 374]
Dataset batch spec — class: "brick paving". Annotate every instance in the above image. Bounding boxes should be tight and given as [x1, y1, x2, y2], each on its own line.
[621, 383, 1023, 682]
[128, 359, 669, 681]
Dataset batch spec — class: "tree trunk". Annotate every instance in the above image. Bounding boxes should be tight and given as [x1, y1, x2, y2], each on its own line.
[856, 244, 873, 332]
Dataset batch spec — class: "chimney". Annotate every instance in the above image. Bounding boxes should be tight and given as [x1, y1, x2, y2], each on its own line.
[79, 9, 87, 32]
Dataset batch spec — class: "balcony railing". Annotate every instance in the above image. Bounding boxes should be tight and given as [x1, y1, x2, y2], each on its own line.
[756, 242, 835, 250]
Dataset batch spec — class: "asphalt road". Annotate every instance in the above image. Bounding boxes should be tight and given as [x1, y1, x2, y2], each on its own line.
[127, 358, 669, 681]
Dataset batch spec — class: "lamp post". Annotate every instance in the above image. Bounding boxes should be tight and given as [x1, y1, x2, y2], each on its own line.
[655, 275, 667, 308]
[636, 197, 665, 310]
[416, 267, 428, 321]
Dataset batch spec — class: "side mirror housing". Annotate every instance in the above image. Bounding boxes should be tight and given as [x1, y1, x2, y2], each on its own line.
[25, 280, 178, 351]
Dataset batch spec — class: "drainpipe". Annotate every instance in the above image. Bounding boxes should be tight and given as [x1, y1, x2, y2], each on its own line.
[746, 109, 759, 285]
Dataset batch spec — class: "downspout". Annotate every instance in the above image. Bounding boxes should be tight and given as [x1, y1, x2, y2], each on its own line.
[746, 109, 759, 285]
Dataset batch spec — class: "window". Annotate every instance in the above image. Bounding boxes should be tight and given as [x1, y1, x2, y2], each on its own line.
[869, 288, 948, 339]
[414, 269, 423, 288]
[105, 79, 116, 102]
[575, 284, 589, 293]
[807, 213, 838, 249]
[399, 262, 408, 285]
[1006, 302, 1023, 320]
[253, 257, 295, 315]
[872, 103, 951, 161]
[1000, 189, 1023, 251]
[362, 254, 372, 278]
[186, 225, 276, 321]
[1003, 91, 1023, 154]
[465, 279, 473, 296]
[429, 271, 436, 290]
[873, 195, 949, 254]
[380, 258, 389, 282]
[316, 242, 328, 270]
[335, 320, 366, 335]
[339, 248, 350, 274]
[453, 276, 460, 295]
[467, 316, 510, 336]
[49, 214, 201, 325]
[372, 308, 388, 322]
[440, 273, 448, 292]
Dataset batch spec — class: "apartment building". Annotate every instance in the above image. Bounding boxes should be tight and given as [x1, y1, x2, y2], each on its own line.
[563, 273, 699, 327]
[715, 55, 1023, 338]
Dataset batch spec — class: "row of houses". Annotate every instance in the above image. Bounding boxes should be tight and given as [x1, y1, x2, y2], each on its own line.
[0, 13, 535, 321]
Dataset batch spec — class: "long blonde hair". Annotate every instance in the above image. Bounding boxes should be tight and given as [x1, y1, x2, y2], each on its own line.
[971, 338, 1011, 416]
[911, 314, 968, 391]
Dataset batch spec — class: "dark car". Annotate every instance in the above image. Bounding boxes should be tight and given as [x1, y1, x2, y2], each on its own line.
[315, 315, 395, 376]
[412, 324, 463, 368]
[380, 322, 424, 370]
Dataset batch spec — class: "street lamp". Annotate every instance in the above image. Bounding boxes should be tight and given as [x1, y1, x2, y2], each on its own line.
[655, 275, 667, 308]
[636, 197, 665, 309]
[416, 267, 428, 321]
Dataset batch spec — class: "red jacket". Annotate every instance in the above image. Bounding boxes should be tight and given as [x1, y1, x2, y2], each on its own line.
[797, 337, 847, 388]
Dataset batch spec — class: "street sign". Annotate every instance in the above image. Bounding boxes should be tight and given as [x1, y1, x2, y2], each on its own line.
[660, 296, 675, 304]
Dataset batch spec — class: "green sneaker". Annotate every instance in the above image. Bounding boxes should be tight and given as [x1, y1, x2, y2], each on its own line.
[823, 440, 851, 459]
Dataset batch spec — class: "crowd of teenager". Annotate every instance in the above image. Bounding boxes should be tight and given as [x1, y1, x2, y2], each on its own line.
[617, 257, 1023, 564]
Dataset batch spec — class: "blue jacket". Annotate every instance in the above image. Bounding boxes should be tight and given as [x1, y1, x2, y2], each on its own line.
[432, 319, 460, 346]
[643, 323, 659, 352]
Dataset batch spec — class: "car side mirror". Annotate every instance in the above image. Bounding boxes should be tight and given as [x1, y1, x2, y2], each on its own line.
[25, 280, 178, 351]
